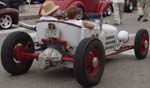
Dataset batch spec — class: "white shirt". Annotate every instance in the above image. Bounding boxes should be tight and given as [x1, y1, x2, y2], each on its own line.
[39, 16, 58, 21]
[65, 20, 84, 27]
[111, 0, 125, 3]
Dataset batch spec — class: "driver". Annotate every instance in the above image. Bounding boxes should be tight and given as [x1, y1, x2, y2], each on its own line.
[37, 0, 59, 42]
[39, 0, 59, 20]
[65, 7, 96, 29]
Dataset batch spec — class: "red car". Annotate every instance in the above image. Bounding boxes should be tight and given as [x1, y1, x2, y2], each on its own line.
[39, 0, 111, 19]
[0, 2, 19, 29]
[108, 0, 136, 13]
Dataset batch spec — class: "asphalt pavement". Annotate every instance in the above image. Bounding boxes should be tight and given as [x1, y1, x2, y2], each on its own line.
[0, 10, 150, 88]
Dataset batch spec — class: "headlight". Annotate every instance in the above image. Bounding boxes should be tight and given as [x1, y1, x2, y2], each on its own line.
[118, 31, 129, 43]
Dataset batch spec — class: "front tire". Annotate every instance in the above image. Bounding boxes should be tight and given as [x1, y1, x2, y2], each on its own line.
[74, 38, 105, 87]
[1, 31, 34, 75]
[0, 15, 12, 29]
[107, 5, 113, 16]
[134, 29, 149, 59]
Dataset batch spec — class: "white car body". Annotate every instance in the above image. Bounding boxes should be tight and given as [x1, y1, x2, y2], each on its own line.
[1, 18, 148, 88]
[36, 20, 125, 54]
[36, 20, 129, 68]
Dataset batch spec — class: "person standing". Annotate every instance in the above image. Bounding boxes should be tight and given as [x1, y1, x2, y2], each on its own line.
[137, 0, 150, 22]
[112, 0, 125, 25]
[137, 0, 144, 21]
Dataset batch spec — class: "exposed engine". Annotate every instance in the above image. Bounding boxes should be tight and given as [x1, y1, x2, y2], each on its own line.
[38, 47, 62, 70]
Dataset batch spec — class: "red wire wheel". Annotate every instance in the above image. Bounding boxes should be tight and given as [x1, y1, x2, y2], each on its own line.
[1, 32, 34, 75]
[134, 29, 149, 59]
[87, 49, 101, 77]
[74, 38, 105, 87]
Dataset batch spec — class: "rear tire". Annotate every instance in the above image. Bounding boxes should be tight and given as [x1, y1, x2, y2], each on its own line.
[1, 31, 34, 75]
[74, 38, 105, 87]
[134, 29, 149, 59]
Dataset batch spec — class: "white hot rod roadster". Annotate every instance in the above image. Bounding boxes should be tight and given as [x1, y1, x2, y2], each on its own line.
[1, 5, 149, 88]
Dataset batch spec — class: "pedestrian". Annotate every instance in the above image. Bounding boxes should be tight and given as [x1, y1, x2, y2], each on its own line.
[111, 0, 125, 25]
[137, 0, 150, 22]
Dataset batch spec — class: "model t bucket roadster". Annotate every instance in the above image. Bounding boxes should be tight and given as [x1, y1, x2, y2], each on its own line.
[1, 3, 149, 88]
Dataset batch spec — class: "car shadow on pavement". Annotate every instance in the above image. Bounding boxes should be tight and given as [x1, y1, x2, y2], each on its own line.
[106, 54, 140, 63]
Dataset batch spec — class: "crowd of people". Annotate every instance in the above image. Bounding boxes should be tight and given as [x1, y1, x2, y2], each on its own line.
[111, 0, 150, 25]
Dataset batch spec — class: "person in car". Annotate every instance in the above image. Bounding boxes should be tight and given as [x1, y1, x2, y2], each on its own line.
[37, 0, 59, 42]
[39, 0, 59, 21]
[65, 7, 96, 29]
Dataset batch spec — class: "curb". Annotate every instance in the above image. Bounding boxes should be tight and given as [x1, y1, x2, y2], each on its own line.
[19, 15, 39, 20]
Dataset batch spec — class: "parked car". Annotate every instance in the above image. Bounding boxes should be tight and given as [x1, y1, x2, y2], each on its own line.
[0, 1, 19, 29]
[1, 0, 24, 10]
[105, 0, 136, 15]
[39, 0, 137, 18]
[24, 0, 45, 4]
[39, 0, 112, 19]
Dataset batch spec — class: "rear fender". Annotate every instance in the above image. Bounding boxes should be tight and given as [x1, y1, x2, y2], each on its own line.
[98, 1, 111, 14]
[0, 8, 19, 24]
[66, 1, 85, 11]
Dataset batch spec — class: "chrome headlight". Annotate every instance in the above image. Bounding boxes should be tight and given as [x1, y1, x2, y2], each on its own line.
[118, 31, 129, 43]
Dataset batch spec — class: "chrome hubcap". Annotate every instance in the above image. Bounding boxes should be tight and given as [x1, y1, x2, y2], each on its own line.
[0, 15, 12, 29]
[92, 57, 98, 68]
[144, 40, 148, 49]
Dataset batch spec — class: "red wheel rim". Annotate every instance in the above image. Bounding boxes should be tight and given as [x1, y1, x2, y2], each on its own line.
[14, 42, 27, 63]
[140, 33, 149, 55]
[86, 48, 101, 77]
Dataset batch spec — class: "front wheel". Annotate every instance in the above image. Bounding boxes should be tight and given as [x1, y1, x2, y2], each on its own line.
[107, 5, 113, 16]
[74, 38, 105, 87]
[134, 29, 149, 59]
[1, 31, 35, 75]
[0, 15, 12, 29]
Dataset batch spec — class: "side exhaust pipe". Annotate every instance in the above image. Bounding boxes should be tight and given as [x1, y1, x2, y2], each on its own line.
[19, 22, 36, 31]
